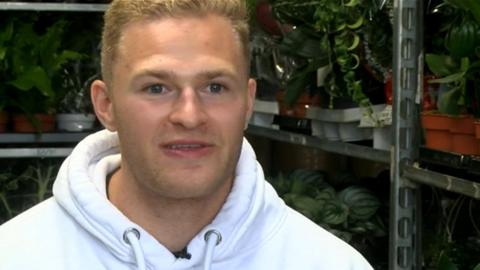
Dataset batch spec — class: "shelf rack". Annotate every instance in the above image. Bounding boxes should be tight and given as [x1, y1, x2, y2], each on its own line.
[0, 2, 108, 12]
[246, 125, 390, 164]
[404, 165, 480, 199]
[0, 132, 91, 158]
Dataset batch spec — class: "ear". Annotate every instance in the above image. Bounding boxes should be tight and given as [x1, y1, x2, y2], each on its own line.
[91, 80, 117, 131]
[244, 78, 257, 130]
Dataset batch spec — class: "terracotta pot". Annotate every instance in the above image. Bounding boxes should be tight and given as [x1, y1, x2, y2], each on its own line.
[449, 114, 477, 155]
[276, 91, 321, 118]
[0, 111, 8, 133]
[475, 120, 480, 154]
[421, 112, 453, 152]
[13, 114, 56, 133]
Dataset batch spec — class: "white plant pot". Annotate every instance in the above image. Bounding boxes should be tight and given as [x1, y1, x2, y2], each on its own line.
[250, 99, 279, 129]
[57, 113, 96, 132]
[322, 122, 340, 141]
[373, 126, 392, 150]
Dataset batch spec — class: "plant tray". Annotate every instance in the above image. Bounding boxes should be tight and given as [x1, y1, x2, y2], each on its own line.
[305, 105, 386, 142]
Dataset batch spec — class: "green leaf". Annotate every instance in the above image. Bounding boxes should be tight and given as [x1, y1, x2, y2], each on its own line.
[8, 66, 53, 97]
[425, 54, 461, 77]
[284, 72, 310, 106]
[428, 71, 466, 84]
[438, 86, 463, 115]
[52, 50, 84, 72]
[289, 195, 323, 220]
[0, 21, 14, 42]
[0, 47, 6, 61]
[279, 28, 329, 59]
[473, 263, 480, 270]
[437, 253, 458, 270]
[290, 178, 308, 194]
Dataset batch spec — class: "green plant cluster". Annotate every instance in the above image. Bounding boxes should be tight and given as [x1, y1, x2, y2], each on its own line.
[268, 169, 386, 243]
[269, 0, 389, 109]
[0, 161, 58, 224]
[423, 188, 480, 269]
[0, 17, 84, 116]
[425, 0, 480, 116]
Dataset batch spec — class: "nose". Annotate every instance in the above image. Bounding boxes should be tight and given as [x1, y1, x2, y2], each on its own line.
[168, 88, 208, 129]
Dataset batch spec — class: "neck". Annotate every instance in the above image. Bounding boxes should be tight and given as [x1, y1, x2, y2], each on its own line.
[108, 168, 232, 252]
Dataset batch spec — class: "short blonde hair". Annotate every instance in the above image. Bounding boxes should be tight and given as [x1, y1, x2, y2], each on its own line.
[101, 0, 250, 85]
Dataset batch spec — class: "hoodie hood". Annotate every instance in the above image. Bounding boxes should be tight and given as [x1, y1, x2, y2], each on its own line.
[53, 129, 286, 269]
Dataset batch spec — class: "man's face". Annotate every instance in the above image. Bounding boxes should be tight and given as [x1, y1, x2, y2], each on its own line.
[94, 15, 256, 199]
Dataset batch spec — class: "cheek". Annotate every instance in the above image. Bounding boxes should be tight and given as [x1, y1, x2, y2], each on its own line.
[113, 97, 160, 132]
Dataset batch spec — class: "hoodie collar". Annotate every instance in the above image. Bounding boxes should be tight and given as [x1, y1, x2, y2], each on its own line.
[53, 129, 285, 269]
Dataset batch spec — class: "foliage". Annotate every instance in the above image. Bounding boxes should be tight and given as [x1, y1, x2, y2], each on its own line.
[269, 0, 390, 110]
[0, 171, 19, 220]
[0, 161, 58, 224]
[425, 1, 480, 116]
[423, 187, 480, 269]
[1, 17, 84, 115]
[268, 169, 386, 244]
[57, 71, 96, 114]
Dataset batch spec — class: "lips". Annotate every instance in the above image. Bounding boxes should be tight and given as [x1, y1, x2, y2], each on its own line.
[162, 140, 214, 158]
[166, 144, 205, 150]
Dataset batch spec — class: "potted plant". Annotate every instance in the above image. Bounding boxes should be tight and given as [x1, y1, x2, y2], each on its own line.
[269, 0, 388, 111]
[56, 69, 97, 132]
[2, 17, 83, 133]
[423, 0, 480, 155]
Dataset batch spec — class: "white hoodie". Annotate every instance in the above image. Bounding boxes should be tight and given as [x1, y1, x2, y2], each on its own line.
[0, 130, 373, 270]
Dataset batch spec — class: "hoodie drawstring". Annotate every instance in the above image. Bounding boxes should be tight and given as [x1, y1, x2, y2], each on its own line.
[124, 228, 147, 270]
[203, 230, 222, 270]
[123, 228, 222, 270]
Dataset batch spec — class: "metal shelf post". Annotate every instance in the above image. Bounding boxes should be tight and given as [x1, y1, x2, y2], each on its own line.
[390, 0, 423, 269]
[0, 2, 108, 12]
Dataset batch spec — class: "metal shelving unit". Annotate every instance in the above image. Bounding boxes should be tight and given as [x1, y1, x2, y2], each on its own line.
[0, 132, 90, 144]
[403, 165, 480, 199]
[0, 147, 74, 158]
[0, 132, 91, 158]
[0, 2, 107, 12]
[0, 1, 102, 158]
[246, 125, 390, 164]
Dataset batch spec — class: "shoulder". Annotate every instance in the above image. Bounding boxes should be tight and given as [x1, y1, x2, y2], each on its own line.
[0, 198, 79, 268]
[0, 198, 69, 235]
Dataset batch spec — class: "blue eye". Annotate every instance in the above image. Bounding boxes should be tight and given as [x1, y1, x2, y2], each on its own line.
[147, 84, 166, 94]
[208, 83, 224, 94]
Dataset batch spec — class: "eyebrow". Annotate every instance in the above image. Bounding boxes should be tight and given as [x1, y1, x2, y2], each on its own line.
[132, 68, 239, 82]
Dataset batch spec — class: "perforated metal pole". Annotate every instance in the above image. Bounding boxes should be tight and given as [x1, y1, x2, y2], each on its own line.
[390, 0, 423, 269]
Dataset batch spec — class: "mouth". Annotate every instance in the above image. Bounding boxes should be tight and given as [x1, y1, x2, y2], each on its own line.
[162, 140, 214, 158]
[165, 144, 207, 150]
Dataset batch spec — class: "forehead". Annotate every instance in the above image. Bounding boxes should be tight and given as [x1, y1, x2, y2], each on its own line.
[113, 15, 246, 78]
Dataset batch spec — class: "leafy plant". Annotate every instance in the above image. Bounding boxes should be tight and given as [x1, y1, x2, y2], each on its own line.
[19, 163, 57, 203]
[423, 187, 480, 269]
[3, 17, 84, 116]
[0, 171, 18, 221]
[269, 0, 387, 111]
[268, 169, 386, 243]
[0, 161, 58, 225]
[57, 71, 96, 114]
[425, 1, 480, 116]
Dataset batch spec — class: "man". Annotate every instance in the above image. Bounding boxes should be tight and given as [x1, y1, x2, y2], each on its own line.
[0, 0, 373, 269]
